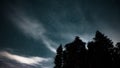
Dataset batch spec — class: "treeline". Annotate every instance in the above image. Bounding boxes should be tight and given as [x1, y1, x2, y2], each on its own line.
[54, 31, 120, 68]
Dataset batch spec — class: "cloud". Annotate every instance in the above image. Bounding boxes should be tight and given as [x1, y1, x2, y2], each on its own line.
[11, 12, 57, 53]
[0, 51, 50, 66]
[0, 61, 35, 68]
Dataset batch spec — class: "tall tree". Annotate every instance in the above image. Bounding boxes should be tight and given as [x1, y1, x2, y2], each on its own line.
[54, 44, 63, 68]
[63, 36, 87, 68]
[54, 31, 118, 68]
[88, 31, 114, 68]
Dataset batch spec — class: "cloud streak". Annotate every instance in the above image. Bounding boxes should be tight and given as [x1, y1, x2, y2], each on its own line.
[0, 51, 50, 66]
[11, 11, 57, 53]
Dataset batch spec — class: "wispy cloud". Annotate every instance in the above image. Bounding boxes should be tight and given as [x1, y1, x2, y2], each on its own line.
[0, 51, 50, 66]
[11, 12, 57, 53]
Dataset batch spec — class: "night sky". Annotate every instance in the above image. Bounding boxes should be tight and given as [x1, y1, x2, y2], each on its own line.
[0, 0, 120, 68]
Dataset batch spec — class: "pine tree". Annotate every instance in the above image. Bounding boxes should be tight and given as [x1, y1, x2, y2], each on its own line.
[53, 31, 118, 68]
[54, 44, 63, 68]
[63, 36, 87, 68]
[88, 31, 114, 68]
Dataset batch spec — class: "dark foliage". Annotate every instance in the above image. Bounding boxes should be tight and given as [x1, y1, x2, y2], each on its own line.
[54, 44, 63, 68]
[54, 31, 120, 68]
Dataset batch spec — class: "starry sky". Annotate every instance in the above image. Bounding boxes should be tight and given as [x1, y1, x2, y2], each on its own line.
[0, 0, 120, 68]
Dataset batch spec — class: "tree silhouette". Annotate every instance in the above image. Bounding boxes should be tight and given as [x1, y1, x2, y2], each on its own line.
[113, 42, 120, 68]
[63, 36, 87, 68]
[54, 44, 63, 68]
[88, 31, 114, 68]
[54, 31, 120, 68]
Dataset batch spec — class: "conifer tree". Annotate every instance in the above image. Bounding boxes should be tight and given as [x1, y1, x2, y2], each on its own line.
[54, 45, 63, 68]
[53, 31, 118, 68]
[88, 31, 113, 68]
[63, 36, 86, 68]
